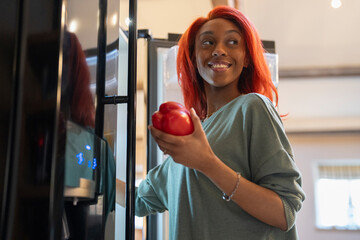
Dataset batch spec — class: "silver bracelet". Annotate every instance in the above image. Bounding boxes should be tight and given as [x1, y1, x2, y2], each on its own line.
[222, 172, 241, 202]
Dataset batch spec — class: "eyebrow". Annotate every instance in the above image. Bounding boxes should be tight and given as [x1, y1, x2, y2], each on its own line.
[199, 29, 241, 37]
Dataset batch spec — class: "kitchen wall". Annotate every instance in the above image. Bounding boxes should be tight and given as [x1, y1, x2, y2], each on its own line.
[245, 2, 360, 239]
[288, 133, 360, 240]
[278, 77, 360, 239]
[241, 0, 360, 69]
[129, 0, 360, 69]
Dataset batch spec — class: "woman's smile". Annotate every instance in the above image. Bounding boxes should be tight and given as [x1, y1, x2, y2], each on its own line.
[208, 60, 232, 72]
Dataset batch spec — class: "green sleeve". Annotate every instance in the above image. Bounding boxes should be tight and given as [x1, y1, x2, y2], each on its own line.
[245, 94, 305, 231]
[135, 158, 170, 217]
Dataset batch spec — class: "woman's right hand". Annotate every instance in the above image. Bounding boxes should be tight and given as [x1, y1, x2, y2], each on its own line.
[148, 108, 218, 174]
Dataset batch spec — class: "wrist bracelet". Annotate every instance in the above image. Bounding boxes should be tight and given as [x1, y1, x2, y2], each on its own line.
[222, 172, 241, 202]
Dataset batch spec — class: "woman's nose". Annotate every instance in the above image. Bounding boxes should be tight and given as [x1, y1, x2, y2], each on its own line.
[212, 44, 227, 57]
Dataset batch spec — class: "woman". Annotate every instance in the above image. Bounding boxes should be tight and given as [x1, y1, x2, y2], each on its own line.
[117, 6, 305, 240]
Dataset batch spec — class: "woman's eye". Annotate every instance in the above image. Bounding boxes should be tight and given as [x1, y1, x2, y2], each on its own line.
[228, 40, 238, 45]
[202, 40, 213, 46]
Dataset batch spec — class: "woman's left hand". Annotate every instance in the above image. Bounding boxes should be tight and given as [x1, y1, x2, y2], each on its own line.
[148, 108, 216, 173]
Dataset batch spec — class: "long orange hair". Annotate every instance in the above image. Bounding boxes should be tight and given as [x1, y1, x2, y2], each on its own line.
[177, 6, 278, 119]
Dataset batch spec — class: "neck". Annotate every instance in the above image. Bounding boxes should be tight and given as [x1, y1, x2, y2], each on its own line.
[205, 85, 242, 117]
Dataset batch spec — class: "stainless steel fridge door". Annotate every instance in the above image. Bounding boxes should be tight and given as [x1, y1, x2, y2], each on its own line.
[0, 1, 64, 239]
[0, 0, 138, 239]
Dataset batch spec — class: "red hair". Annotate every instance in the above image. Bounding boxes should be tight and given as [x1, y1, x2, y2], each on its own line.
[66, 32, 95, 128]
[177, 6, 278, 119]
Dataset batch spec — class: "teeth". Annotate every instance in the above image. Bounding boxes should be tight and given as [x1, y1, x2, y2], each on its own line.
[211, 64, 229, 68]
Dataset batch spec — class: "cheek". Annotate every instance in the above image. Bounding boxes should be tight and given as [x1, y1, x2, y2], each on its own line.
[237, 54, 247, 68]
[196, 51, 208, 70]
[240, 50, 248, 67]
[194, 58, 207, 83]
[194, 52, 201, 68]
[194, 47, 206, 67]
[195, 56, 204, 76]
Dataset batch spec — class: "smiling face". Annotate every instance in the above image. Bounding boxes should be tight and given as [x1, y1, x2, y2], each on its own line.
[195, 18, 248, 95]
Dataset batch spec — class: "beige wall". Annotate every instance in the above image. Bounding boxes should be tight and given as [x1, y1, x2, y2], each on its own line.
[71, 0, 360, 70]
[241, 0, 360, 69]
[289, 133, 360, 240]
[120, 0, 213, 39]
[129, 0, 360, 69]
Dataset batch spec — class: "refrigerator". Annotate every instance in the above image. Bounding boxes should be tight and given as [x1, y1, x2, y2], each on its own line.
[0, 0, 138, 239]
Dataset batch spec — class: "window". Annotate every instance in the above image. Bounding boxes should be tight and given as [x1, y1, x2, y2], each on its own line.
[314, 160, 360, 230]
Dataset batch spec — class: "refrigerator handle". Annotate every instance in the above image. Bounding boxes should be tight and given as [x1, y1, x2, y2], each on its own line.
[125, 0, 138, 239]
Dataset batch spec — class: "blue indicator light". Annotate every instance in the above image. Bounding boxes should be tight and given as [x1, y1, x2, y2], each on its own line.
[85, 145, 91, 150]
[75, 152, 97, 169]
[92, 158, 97, 170]
[76, 152, 84, 165]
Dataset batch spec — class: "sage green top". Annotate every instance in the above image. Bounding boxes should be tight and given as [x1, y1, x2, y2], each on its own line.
[135, 93, 305, 240]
